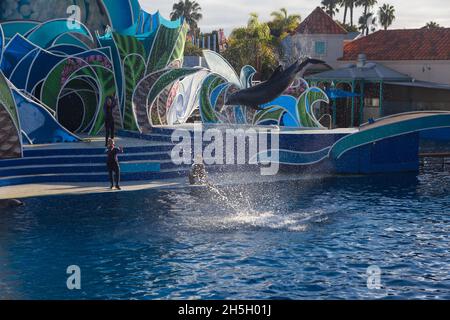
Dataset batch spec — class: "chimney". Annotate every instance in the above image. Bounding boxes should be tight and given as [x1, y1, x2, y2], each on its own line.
[357, 53, 367, 68]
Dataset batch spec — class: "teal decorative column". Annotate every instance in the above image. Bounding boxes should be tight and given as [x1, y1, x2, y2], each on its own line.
[379, 81, 384, 118]
[351, 80, 355, 127]
[359, 81, 365, 126]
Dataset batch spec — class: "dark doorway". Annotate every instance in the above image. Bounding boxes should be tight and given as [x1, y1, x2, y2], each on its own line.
[57, 92, 84, 132]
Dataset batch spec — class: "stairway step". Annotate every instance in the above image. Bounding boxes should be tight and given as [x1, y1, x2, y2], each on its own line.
[0, 160, 261, 177]
[0, 152, 173, 168]
[0, 160, 168, 177]
[0, 161, 161, 177]
[0, 168, 191, 187]
[0, 127, 265, 188]
[118, 130, 174, 142]
[149, 127, 177, 136]
[0, 164, 263, 187]
[22, 143, 175, 157]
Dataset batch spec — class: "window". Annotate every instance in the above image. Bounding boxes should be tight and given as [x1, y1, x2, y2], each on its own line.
[365, 98, 380, 107]
[314, 41, 326, 56]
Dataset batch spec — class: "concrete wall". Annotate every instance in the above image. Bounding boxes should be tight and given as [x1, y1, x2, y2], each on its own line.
[383, 85, 450, 115]
[381, 60, 450, 85]
[282, 34, 345, 69]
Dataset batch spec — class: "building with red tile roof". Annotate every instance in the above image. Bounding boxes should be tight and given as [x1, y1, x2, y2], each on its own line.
[294, 6, 347, 35]
[281, 7, 450, 128]
[340, 28, 450, 85]
[282, 7, 349, 69]
[341, 28, 450, 61]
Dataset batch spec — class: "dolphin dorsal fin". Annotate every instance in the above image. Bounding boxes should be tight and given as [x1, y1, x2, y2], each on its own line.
[268, 65, 283, 81]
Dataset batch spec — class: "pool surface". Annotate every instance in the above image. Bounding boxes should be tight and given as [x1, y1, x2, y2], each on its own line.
[0, 170, 449, 299]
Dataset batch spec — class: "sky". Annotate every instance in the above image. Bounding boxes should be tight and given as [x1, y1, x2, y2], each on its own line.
[139, 0, 450, 34]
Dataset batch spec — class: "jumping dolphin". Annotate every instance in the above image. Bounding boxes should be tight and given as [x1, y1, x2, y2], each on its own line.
[225, 58, 325, 111]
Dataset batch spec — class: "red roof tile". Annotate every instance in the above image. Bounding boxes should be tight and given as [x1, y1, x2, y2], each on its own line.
[294, 7, 347, 35]
[341, 29, 450, 61]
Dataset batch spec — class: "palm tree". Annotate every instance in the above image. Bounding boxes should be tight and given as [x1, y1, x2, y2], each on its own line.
[359, 11, 377, 35]
[248, 13, 274, 73]
[378, 4, 395, 30]
[321, 0, 340, 18]
[340, 0, 357, 26]
[170, 0, 203, 34]
[358, 0, 377, 17]
[342, 0, 348, 25]
[350, 0, 360, 27]
[424, 21, 442, 29]
[357, 0, 377, 34]
[224, 13, 277, 77]
[269, 8, 301, 38]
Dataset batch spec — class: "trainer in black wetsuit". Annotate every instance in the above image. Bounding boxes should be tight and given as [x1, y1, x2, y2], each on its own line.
[104, 97, 116, 147]
[106, 139, 123, 190]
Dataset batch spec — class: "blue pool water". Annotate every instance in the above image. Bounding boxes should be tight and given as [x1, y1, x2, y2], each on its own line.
[0, 170, 449, 299]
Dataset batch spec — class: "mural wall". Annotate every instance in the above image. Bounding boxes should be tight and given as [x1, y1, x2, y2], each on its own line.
[0, 0, 190, 155]
[198, 50, 329, 127]
[0, 72, 22, 159]
[0, 0, 329, 160]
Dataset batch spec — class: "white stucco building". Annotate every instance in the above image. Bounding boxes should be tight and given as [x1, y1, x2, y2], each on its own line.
[339, 28, 450, 85]
[281, 7, 348, 69]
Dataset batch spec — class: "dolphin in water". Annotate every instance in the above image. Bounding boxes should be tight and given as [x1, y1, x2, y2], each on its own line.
[0, 199, 24, 209]
[225, 58, 325, 111]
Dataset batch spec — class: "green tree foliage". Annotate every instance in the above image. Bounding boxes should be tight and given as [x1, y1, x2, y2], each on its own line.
[358, 0, 378, 14]
[338, 22, 359, 33]
[223, 13, 277, 80]
[358, 0, 378, 35]
[268, 8, 301, 60]
[358, 0, 377, 19]
[378, 3, 395, 30]
[184, 41, 203, 56]
[424, 21, 443, 29]
[321, 0, 340, 18]
[268, 8, 301, 39]
[359, 11, 377, 35]
[340, 0, 358, 27]
[171, 0, 203, 35]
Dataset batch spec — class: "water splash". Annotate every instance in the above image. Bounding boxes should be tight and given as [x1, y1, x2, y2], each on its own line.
[200, 182, 328, 232]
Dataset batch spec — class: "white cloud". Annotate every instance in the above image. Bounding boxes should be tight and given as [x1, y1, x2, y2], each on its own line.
[139, 0, 450, 34]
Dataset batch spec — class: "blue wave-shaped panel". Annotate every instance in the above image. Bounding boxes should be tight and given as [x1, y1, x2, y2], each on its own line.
[0, 24, 4, 65]
[12, 88, 80, 144]
[330, 113, 450, 160]
[257, 147, 331, 165]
